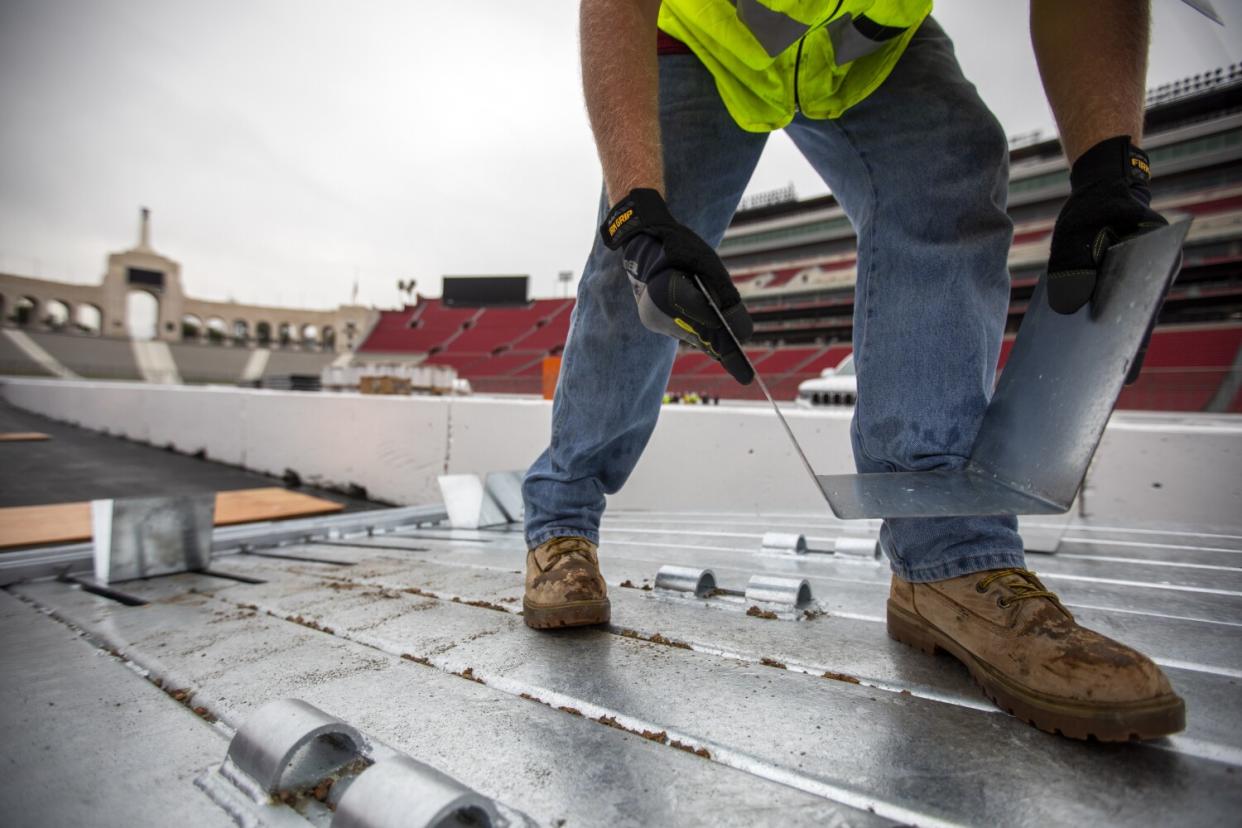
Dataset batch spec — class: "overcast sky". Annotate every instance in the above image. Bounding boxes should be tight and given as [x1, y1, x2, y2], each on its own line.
[1, 1, 1238, 310]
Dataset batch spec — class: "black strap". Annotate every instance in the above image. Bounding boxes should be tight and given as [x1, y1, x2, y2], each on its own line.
[852, 14, 905, 42]
[600, 188, 675, 249]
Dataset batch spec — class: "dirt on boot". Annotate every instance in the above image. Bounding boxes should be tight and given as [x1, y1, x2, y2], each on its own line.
[524, 536, 611, 630]
[887, 568, 1185, 741]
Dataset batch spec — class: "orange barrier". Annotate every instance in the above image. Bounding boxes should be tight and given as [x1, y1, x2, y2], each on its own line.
[542, 357, 562, 400]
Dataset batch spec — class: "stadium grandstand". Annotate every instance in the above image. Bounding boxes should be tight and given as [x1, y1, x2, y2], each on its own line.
[356, 298, 574, 394]
[2, 67, 1239, 411]
[351, 64, 1242, 411]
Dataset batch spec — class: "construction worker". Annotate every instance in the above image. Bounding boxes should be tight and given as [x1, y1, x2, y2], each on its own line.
[521, 0, 1183, 741]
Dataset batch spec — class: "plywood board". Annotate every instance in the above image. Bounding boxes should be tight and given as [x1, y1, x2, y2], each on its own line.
[0, 432, 50, 442]
[213, 487, 344, 526]
[0, 487, 344, 550]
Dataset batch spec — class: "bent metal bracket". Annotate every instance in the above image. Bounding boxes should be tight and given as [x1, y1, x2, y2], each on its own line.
[697, 217, 1191, 519]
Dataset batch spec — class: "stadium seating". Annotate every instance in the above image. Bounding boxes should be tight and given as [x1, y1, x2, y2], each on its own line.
[507, 301, 574, 351]
[263, 349, 338, 379]
[435, 300, 569, 355]
[1115, 323, 1242, 412]
[357, 304, 483, 354]
[343, 286, 1242, 410]
[669, 351, 713, 376]
[0, 326, 344, 387]
[354, 298, 575, 392]
[0, 332, 48, 376]
[27, 331, 142, 381]
[355, 307, 420, 353]
[169, 341, 253, 384]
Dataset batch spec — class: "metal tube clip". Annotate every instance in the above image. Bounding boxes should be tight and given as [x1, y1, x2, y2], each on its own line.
[223, 698, 364, 795]
[833, 535, 880, 558]
[760, 532, 807, 554]
[654, 565, 717, 597]
[332, 756, 499, 828]
[744, 575, 813, 608]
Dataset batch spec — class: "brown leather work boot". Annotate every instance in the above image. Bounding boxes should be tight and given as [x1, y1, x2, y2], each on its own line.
[523, 536, 610, 630]
[888, 568, 1184, 741]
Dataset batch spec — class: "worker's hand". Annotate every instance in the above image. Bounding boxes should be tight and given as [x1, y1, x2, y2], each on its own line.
[601, 188, 754, 384]
[1047, 135, 1167, 315]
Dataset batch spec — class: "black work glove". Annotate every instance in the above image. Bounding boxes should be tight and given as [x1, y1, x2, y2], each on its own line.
[1047, 135, 1169, 382]
[601, 188, 754, 384]
[1048, 136, 1167, 313]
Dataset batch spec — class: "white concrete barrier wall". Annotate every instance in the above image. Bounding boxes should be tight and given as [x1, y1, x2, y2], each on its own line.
[2, 377, 1239, 531]
[1085, 413, 1242, 531]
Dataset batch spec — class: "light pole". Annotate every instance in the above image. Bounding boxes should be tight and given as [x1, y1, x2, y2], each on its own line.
[396, 278, 417, 306]
[557, 270, 573, 299]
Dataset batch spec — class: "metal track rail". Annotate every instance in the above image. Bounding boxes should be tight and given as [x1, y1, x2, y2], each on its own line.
[0, 503, 448, 586]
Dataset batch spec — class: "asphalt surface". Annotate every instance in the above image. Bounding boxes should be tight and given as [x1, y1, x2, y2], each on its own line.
[0, 399, 380, 511]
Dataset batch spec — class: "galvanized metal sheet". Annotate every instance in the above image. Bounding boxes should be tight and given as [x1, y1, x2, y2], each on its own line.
[333, 756, 500, 828]
[11, 499, 1242, 826]
[223, 698, 365, 794]
[80, 566, 1237, 826]
[0, 591, 235, 828]
[92, 493, 214, 583]
[328, 520, 1242, 633]
[818, 219, 1192, 518]
[12, 579, 882, 828]
[150, 548, 1242, 758]
[483, 470, 525, 524]
[437, 474, 508, 529]
[816, 467, 1066, 519]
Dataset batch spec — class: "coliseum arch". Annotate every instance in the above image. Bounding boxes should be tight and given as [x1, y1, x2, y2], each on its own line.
[42, 299, 70, 329]
[126, 290, 159, 340]
[205, 316, 227, 344]
[13, 296, 36, 326]
[181, 313, 204, 341]
[75, 303, 102, 334]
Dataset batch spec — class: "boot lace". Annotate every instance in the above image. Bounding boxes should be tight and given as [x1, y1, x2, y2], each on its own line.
[975, 568, 1064, 610]
[538, 536, 595, 570]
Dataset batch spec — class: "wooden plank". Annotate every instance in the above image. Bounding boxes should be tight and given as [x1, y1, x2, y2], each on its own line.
[214, 487, 344, 526]
[0, 504, 91, 549]
[0, 432, 50, 442]
[0, 487, 344, 550]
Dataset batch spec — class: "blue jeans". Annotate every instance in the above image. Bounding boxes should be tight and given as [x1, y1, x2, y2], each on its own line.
[523, 18, 1025, 583]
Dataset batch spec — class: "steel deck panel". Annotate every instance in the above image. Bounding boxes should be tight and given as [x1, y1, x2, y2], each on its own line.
[209, 542, 1242, 759]
[333, 527, 1242, 642]
[128, 549, 1242, 764]
[9, 579, 879, 828]
[0, 591, 235, 828]
[4, 508, 1240, 825]
[223, 537, 1242, 684]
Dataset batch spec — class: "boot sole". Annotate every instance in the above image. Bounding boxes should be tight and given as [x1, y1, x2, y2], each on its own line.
[887, 601, 1185, 741]
[523, 598, 610, 630]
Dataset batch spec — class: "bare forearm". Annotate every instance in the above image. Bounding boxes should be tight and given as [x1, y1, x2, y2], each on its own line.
[580, 0, 664, 203]
[1030, 0, 1150, 163]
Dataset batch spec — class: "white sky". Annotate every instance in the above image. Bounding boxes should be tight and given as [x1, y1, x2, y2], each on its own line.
[0, 1, 1238, 310]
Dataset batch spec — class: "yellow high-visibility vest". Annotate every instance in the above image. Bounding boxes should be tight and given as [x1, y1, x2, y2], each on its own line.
[659, 0, 933, 131]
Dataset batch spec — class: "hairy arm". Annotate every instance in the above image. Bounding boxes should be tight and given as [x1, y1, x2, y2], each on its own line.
[1030, 0, 1151, 163]
[580, 0, 664, 202]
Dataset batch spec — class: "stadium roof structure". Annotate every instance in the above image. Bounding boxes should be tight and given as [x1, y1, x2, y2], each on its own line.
[3, 480, 1241, 825]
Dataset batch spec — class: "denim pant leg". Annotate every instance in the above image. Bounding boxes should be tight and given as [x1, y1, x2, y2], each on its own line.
[523, 54, 768, 549]
[784, 17, 1026, 582]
